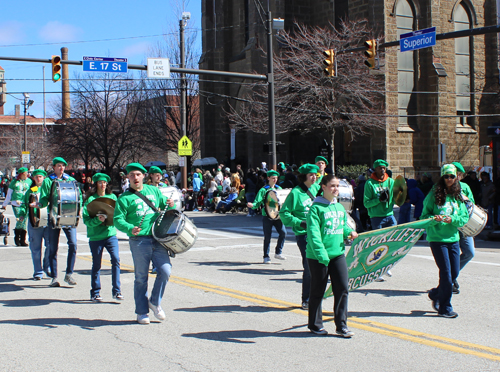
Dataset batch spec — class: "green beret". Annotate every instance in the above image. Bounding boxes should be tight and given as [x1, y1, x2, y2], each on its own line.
[17, 167, 28, 174]
[315, 156, 329, 165]
[52, 157, 67, 166]
[149, 166, 162, 174]
[126, 162, 147, 174]
[373, 159, 389, 169]
[298, 163, 320, 174]
[441, 164, 457, 177]
[267, 170, 280, 177]
[452, 162, 465, 174]
[92, 173, 111, 183]
[278, 162, 286, 170]
[32, 169, 47, 177]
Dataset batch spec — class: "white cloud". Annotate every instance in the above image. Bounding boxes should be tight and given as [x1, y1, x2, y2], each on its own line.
[38, 21, 83, 42]
[0, 21, 26, 44]
[122, 42, 153, 58]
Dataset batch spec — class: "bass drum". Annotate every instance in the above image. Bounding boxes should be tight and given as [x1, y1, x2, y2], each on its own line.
[338, 179, 354, 213]
[49, 180, 80, 228]
[28, 193, 48, 228]
[152, 209, 198, 257]
[264, 189, 291, 220]
[159, 186, 183, 213]
[458, 201, 487, 237]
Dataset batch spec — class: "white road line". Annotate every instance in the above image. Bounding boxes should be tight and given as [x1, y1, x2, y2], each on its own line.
[408, 254, 500, 266]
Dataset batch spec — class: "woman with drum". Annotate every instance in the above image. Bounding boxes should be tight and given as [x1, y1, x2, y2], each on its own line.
[280, 164, 320, 309]
[18, 169, 50, 280]
[421, 164, 469, 318]
[306, 174, 358, 337]
[247, 170, 287, 264]
[2, 167, 32, 246]
[83, 173, 123, 302]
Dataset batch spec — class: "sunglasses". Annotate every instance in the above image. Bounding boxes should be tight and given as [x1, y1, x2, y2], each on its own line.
[443, 175, 456, 180]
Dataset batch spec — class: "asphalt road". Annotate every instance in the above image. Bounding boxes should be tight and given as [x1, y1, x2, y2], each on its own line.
[0, 206, 499, 371]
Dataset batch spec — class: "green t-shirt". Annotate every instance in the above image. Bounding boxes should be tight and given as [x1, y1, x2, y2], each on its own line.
[251, 185, 280, 217]
[83, 193, 117, 241]
[9, 178, 32, 202]
[280, 183, 320, 235]
[363, 177, 395, 218]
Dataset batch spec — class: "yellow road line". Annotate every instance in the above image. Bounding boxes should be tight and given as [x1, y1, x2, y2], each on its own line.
[85, 256, 500, 362]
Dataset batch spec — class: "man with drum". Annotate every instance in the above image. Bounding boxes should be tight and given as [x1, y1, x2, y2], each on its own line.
[19, 169, 50, 280]
[247, 170, 287, 264]
[114, 163, 175, 325]
[315, 156, 328, 184]
[37, 157, 82, 287]
[451, 162, 476, 294]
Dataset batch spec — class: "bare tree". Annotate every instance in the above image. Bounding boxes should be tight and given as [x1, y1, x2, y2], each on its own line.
[225, 20, 386, 168]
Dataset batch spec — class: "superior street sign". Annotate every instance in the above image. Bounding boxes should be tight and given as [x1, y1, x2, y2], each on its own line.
[399, 27, 436, 52]
[83, 56, 128, 73]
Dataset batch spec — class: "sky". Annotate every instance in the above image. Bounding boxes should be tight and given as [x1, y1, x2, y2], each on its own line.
[0, 0, 201, 118]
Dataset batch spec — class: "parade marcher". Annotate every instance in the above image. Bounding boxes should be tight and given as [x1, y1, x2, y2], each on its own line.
[306, 174, 358, 337]
[18, 169, 50, 280]
[2, 167, 32, 246]
[280, 164, 320, 309]
[315, 156, 328, 184]
[421, 164, 469, 318]
[83, 173, 123, 302]
[451, 162, 476, 294]
[247, 170, 287, 264]
[37, 157, 82, 287]
[114, 163, 175, 325]
[398, 179, 425, 224]
[146, 166, 166, 187]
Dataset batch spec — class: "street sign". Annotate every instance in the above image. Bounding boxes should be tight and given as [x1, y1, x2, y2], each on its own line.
[179, 157, 185, 167]
[178, 136, 192, 156]
[147, 58, 170, 79]
[400, 27, 436, 52]
[83, 56, 128, 73]
[21, 151, 30, 164]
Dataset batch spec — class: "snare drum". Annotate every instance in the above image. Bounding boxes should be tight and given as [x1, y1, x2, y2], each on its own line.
[338, 179, 354, 213]
[159, 186, 183, 213]
[49, 180, 80, 228]
[152, 209, 198, 256]
[28, 193, 48, 228]
[458, 202, 487, 237]
[264, 189, 291, 220]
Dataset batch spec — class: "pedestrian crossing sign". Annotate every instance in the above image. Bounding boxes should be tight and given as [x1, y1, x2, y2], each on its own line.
[178, 136, 192, 156]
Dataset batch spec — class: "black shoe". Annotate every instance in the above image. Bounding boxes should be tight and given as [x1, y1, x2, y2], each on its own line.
[438, 311, 458, 318]
[309, 328, 328, 335]
[452, 280, 460, 294]
[336, 327, 354, 338]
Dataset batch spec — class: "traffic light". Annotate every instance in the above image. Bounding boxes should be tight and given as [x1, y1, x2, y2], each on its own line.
[51, 55, 61, 82]
[364, 40, 377, 69]
[323, 49, 335, 77]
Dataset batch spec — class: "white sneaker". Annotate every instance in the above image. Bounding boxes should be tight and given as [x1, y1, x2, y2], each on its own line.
[246, 214, 252, 217]
[137, 314, 150, 325]
[386, 270, 393, 277]
[263, 257, 271, 264]
[374, 276, 386, 282]
[148, 300, 166, 321]
[274, 254, 286, 260]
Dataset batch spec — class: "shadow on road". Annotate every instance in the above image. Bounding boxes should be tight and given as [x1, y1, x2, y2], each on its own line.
[354, 289, 427, 297]
[182, 329, 321, 343]
[174, 304, 297, 314]
[0, 317, 136, 329]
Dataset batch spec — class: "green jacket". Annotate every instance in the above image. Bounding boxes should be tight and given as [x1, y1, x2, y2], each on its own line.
[280, 183, 320, 235]
[38, 173, 82, 209]
[113, 184, 174, 237]
[306, 197, 353, 266]
[420, 191, 469, 243]
[9, 178, 32, 202]
[251, 185, 281, 217]
[363, 176, 395, 218]
[83, 193, 117, 241]
[460, 181, 474, 204]
[18, 185, 41, 217]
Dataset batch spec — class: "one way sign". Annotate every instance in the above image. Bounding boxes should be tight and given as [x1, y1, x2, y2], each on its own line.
[178, 136, 192, 156]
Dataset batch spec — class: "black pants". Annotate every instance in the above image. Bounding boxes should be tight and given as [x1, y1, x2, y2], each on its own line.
[308, 255, 349, 332]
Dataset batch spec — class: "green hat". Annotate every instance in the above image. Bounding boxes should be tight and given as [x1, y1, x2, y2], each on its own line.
[17, 167, 28, 174]
[441, 164, 457, 177]
[92, 173, 111, 183]
[267, 170, 280, 178]
[126, 162, 147, 174]
[278, 162, 286, 170]
[373, 159, 389, 169]
[32, 169, 47, 177]
[315, 156, 329, 165]
[52, 157, 67, 166]
[451, 162, 465, 174]
[298, 163, 320, 174]
[149, 166, 162, 174]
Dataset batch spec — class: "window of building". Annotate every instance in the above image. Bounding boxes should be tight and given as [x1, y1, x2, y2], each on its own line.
[396, 0, 418, 132]
[454, 2, 475, 132]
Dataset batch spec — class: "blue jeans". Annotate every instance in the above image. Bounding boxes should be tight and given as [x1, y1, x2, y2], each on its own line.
[262, 216, 286, 258]
[129, 236, 172, 315]
[48, 221, 77, 278]
[295, 234, 311, 303]
[370, 215, 397, 230]
[459, 235, 475, 272]
[89, 236, 121, 297]
[245, 192, 256, 216]
[28, 222, 50, 279]
[486, 204, 494, 228]
[428, 241, 460, 315]
[398, 203, 411, 224]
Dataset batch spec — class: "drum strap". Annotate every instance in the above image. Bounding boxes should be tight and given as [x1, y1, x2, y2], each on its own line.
[128, 188, 159, 213]
[298, 183, 315, 201]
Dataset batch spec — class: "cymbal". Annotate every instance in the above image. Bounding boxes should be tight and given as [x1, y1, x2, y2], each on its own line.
[393, 175, 407, 207]
[86, 198, 116, 226]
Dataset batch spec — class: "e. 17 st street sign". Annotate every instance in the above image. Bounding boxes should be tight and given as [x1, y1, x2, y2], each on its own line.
[83, 56, 128, 73]
[400, 27, 436, 52]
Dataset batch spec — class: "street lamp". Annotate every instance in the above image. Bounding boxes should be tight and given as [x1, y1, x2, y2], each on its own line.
[23, 93, 34, 153]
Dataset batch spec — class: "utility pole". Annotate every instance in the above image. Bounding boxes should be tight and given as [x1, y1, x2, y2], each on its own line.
[23, 93, 28, 152]
[266, 1, 277, 170]
[180, 13, 189, 189]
